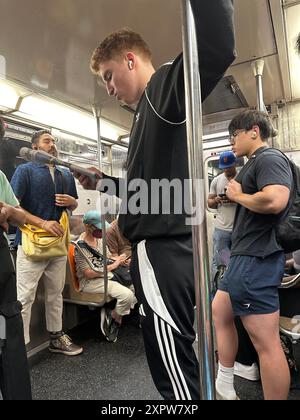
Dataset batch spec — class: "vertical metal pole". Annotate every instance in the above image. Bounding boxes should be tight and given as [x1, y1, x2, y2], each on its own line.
[93, 106, 109, 302]
[251, 59, 266, 112]
[251, 59, 278, 145]
[108, 146, 113, 177]
[181, 1, 215, 400]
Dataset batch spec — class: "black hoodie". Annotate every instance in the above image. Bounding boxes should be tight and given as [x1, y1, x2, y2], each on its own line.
[103, 0, 236, 243]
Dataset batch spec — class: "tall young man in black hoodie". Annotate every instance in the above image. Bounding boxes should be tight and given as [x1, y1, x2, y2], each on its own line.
[78, 1, 235, 399]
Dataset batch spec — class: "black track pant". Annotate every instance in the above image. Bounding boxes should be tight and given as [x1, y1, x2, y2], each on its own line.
[131, 235, 200, 400]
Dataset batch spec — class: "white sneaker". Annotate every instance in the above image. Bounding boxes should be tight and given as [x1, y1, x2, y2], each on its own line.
[234, 362, 260, 381]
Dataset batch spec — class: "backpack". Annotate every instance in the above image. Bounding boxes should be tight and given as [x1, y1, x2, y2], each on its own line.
[261, 149, 300, 253]
[276, 156, 300, 253]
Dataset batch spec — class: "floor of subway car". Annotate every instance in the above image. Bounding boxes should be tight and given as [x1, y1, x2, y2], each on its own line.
[235, 344, 300, 400]
[29, 312, 161, 401]
[29, 313, 300, 400]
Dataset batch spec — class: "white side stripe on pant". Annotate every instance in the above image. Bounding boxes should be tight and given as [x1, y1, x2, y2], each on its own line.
[137, 241, 180, 333]
[166, 323, 192, 400]
[154, 314, 180, 400]
[154, 314, 191, 400]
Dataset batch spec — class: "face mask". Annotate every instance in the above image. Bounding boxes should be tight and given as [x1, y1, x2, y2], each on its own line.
[92, 229, 103, 239]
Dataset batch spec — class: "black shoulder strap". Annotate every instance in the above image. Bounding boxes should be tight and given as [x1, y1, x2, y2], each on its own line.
[54, 168, 69, 216]
[76, 240, 114, 265]
[235, 156, 256, 183]
[255, 148, 293, 177]
[235, 147, 289, 184]
[255, 147, 289, 162]
[56, 167, 68, 195]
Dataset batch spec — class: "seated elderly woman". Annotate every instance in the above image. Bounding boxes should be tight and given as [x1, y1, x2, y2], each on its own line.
[74, 211, 137, 343]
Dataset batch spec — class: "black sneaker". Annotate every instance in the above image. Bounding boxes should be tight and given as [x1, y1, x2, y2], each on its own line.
[100, 308, 120, 343]
[49, 332, 83, 356]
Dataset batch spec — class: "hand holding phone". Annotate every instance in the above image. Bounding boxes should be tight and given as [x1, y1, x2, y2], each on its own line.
[219, 191, 233, 204]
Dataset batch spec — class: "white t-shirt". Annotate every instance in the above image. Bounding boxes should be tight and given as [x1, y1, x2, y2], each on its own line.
[209, 173, 236, 232]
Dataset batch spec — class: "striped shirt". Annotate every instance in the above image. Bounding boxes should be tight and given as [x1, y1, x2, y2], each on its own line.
[75, 234, 113, 291]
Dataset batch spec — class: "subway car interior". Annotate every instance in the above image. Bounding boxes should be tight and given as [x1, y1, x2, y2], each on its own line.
[0, 0, 300, 400]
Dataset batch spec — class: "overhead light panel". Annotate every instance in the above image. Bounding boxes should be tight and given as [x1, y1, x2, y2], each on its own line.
[16, 95, 126, 141]
[0, 79, 20, 111]
[0, 78, 129, 142]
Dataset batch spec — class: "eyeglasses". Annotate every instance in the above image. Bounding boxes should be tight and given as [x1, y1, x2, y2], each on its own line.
[229, 129, 246, 145]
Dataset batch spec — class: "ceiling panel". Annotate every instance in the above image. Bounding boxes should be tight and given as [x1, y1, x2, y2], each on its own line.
[227, 55, 284, 107]
[0, 0, 284, 128]
[233, 0, 277, 64]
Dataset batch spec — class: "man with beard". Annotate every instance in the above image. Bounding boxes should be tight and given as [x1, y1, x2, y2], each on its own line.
[11, 130, 83, 355]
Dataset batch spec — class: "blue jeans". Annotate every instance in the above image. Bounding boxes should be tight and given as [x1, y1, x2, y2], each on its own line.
[211, 228, 232, 284]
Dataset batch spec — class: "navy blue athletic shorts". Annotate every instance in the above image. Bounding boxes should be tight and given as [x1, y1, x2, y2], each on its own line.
[219, 252, 285, 316]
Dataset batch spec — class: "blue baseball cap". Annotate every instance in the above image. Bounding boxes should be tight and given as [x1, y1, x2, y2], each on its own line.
[83, 210, 110, 229]
[219, 151, 236, 169]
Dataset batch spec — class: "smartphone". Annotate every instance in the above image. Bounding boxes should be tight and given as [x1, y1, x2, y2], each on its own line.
[219, 193, 227, 198]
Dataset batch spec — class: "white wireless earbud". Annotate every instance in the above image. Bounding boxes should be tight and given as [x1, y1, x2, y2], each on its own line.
[128, 60, 133, 70]
[252, 132, 257, 139]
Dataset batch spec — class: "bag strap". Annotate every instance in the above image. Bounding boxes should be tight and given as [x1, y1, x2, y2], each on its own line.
[255, 147, 289, 163]
[76, 240, 114, 265]
[60, 169, 68, 195]
[0, 226, 5, 238]
[236, 147, 290, 183]
[54, 167, 74, 223]
[73, 240, 114, 274]
[56, 168, 68, 209]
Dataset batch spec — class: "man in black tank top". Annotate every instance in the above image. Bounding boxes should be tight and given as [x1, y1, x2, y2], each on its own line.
[77, 1, 235, 400]
[0, 118, 31, 400]
[212, 110, 292, 400]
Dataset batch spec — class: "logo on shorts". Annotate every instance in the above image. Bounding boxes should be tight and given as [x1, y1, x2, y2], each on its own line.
[243, 303, 251, 309]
